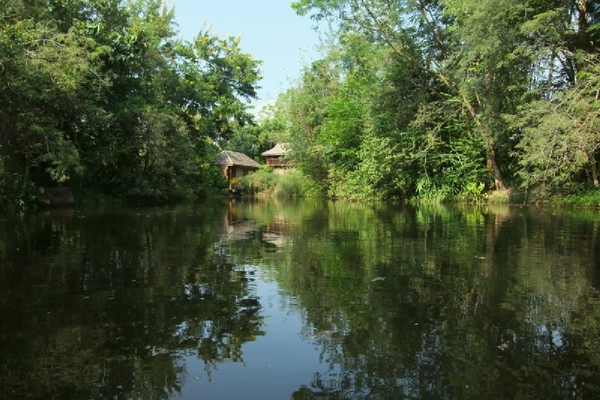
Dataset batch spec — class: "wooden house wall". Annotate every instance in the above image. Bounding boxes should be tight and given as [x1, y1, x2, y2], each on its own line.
[217, 165, 257, 188]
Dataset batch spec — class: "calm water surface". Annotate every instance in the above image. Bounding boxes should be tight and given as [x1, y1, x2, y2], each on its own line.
[1, 199, 599, 399]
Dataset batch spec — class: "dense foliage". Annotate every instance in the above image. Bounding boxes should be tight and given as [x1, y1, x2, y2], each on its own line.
[4, 0, 599, 207]
[241, 168, 317, 198]
[251, 0, 600, 201]
[0, 0, 261, 208]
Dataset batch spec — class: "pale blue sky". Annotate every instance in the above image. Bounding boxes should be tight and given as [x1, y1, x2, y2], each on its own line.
[172, 0, 323, 108]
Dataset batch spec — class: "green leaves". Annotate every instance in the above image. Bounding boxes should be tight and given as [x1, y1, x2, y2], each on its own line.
[515, 55, 600, 192]
[0, 0, 262, 207]
[277, 0, 600, 199]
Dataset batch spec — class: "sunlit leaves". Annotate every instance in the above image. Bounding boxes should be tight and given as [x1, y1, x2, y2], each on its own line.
[515, 55, 600, 191]
[283, 0, 600, 198]
[0, 0, 262, 207]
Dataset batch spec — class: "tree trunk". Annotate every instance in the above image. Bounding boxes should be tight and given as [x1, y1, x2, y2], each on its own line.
[486, 146, 506, 190]
[360, 0, 508, 190]
[461, 94, 506, 190]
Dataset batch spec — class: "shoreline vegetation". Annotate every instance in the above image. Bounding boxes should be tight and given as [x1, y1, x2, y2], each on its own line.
[1, 1, 599, 212]
[238, 169, 600, 208]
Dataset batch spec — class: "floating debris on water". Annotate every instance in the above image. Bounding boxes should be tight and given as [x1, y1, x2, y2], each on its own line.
[151, 346, 169, 356]
[302, 330, 337, 339]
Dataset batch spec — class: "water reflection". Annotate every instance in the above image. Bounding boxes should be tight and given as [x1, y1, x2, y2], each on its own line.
[0, 203, 265, 399]
[236, 201, 600, 399]
[1, 200, 599, 399]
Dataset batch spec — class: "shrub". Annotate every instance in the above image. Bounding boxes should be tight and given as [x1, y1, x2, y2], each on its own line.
[0, 171, 42, 211]
[275, 170, 309, 197]
[242, 169, 277, 193]
[458, 182, 486, 203]
[554, 188, 600, 207]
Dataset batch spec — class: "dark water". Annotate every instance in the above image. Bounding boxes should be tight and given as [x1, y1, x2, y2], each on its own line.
[1, 199, 600, 399]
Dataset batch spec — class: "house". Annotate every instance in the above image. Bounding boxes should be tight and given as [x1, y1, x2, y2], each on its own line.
[211, 151, 260, 190]
[261, 143, 293, 173]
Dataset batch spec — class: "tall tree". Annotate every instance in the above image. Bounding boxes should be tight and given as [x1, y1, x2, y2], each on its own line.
[512, 0, 600, 192]
[292, 0, 511, 189]
[0, 0, 261, 207]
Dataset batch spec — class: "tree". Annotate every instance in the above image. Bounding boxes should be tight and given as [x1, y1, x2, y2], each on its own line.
[278, 57, 343, 192]
[292, 0, 511, 189]
[511, 1, 600, 192]
[515, 55, 600, 192]
[0, 0, 262, 208]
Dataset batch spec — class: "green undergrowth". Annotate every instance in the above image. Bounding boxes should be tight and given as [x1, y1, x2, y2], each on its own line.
[552, 188, 600, 208]
[241, 169, 317, 197]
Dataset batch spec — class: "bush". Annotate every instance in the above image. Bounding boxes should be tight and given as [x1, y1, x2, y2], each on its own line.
[203, 165, 229, 192]
[275, 170, 310, 197]
[0, 170, 42, 211]
[74, 188, 123, 209]
[554, 188, 600, 207]
[458, 182, 486, 203]
[242, 169, 277, 193]
[241, 169, 317, 197]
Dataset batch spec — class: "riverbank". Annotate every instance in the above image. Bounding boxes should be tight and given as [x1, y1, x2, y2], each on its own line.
[487, 187, 600, 208]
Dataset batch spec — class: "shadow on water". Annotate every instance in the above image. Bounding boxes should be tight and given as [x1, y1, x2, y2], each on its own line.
[1, 199, 600, 399]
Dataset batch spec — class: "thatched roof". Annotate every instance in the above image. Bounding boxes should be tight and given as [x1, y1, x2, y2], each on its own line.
[211, 151, 260, 168]
[261, 143, 288, 157]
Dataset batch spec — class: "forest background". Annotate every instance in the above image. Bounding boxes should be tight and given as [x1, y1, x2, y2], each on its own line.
[1, 0, 599, 209]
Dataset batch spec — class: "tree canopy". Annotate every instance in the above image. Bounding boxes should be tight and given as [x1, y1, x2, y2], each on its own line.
[0, 0, 261, 208]
[4, 0, 599, 207]
[247, 0, 600, 200]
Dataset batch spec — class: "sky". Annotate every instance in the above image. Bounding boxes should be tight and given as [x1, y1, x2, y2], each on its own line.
[171, 0, 324, 109]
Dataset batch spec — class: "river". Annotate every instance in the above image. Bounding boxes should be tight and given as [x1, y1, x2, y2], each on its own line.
[1, 199, 599, 399]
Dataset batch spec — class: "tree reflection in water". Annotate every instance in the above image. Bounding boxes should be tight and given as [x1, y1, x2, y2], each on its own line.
[234, 201, 600, 400]
[1, 200, 600, 399]
[0, 204, 265, 399]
